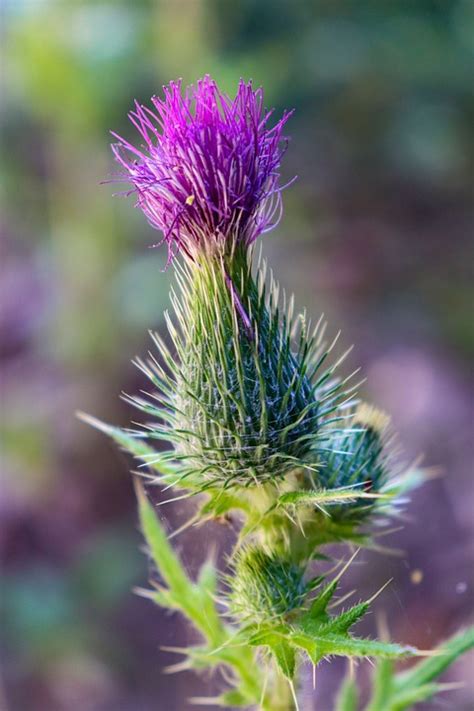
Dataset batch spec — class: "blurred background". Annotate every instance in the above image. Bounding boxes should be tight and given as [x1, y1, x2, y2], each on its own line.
[1, 1, 473, 709]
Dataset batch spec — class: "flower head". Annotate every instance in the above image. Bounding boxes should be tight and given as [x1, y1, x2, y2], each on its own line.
[111, 76, 293, 262]
[316, 404, 391, 521]
[229, 548, 308, 623]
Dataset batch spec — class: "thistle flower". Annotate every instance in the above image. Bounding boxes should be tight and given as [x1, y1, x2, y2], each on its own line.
[111, 76, 293, 262]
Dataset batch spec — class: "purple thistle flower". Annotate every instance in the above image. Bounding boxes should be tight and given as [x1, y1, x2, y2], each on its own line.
[111, 76, 294, 262]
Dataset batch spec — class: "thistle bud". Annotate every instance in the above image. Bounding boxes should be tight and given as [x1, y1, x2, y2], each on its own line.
[228, 547, 307, 623]
[133, 250, 328, 489]
[316, 403, 390, 520]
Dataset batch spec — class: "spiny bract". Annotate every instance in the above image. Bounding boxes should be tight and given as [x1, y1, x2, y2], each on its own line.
[127, 248, 354, 489]
[228, 547, 308, 623]
[316, 404, 391, 521]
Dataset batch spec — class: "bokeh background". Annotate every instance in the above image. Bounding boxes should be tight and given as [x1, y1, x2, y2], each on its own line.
[1, 1, 473, 709]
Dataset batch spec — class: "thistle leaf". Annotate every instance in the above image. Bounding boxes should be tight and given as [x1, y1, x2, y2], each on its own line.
[317, 602, 369, 636]
[364, 658, 394, 711]
[135, 479, 192, 600]
[335, 674, 359, 711]
[389, 683, 457, 711]
[244, 625, 296, 680]
[362, 627, 474, 711]
[305, 580, 338, 620]
[135, 480, 225, 643]
[290, 631, 414, 665]
[272, 640, 296, 679]
[393, 626, 474, 692]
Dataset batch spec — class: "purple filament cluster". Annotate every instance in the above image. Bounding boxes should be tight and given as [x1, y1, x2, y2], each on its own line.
[111, 76, 293, 262]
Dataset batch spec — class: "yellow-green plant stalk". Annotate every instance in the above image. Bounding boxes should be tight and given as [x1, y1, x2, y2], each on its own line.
[80, 76, 473, 710]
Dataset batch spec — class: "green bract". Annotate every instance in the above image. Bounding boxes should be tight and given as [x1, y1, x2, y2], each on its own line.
[229, 548, 308, 623]
[127, 247, 353, 489]
[316, 404, 391, 521]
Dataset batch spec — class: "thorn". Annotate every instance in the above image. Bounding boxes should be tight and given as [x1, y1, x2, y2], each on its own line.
[168, 514, 200, 540]
[373, 526, 405, 539]
[289, 679, 300, 711]
[376, 610, 390, 642]
[189, 697, 221, 706]
[366, 578, 393, 605]
[132, 474, 147, 505]
[157, 492, 193, 506]
[333, 548, 360, 584]
[365, 543, 404, 558]
[414, 648, 445, 657]
[259, 667, 269, 708]
[433, 682, 466, 692]
[76, 410, 111, 433]
[133, 586, 159, 600]
[329, 589, 356, 610]
[164, 660, 192, 674]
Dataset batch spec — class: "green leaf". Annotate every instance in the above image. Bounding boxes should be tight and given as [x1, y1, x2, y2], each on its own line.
[394, 626, 474, 692]
[305, 580, 338, 620]
[365, 658, 394, 711]
[389, 683, 455, 711]
[135, 480, 225, 644]
[245, 624, 288, 648]
[363, 627, 474, 711]
[321, 636, 415, 660]
[243, 625, 296, 679]
[290, 631, 414, 665]
[136, 479, 190, 597]
[127, 491, 264, 704]
[336, 674, 359, 711]
[317, 602, 369, 636]
[273, 640, 296, 679]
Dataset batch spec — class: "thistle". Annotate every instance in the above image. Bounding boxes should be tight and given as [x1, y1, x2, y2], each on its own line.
[81, 76, 473, 710]
[111, 75, 292, 263]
